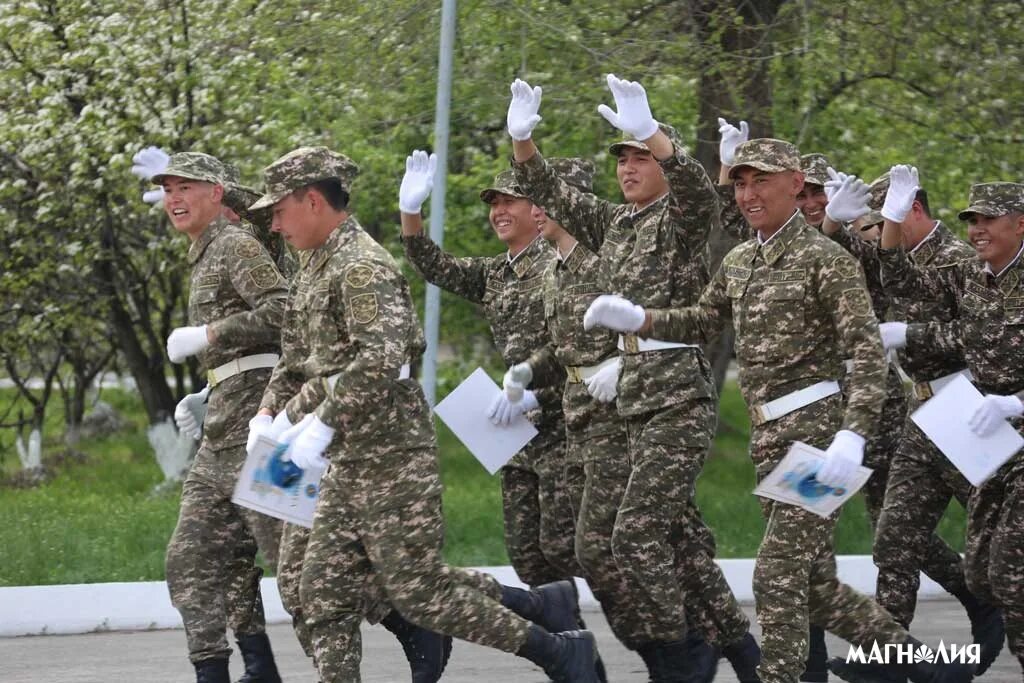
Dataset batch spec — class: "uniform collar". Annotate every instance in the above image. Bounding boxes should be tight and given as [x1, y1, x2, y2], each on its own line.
[187, 216, 229, 265]
[757, 211, 804, 266]
[557, 242, 587, 273]
[983, 240, 1024, 292]
[629, 192, 669, 221]
[507, 235, 545, 279]
[307, 215, 359, 274]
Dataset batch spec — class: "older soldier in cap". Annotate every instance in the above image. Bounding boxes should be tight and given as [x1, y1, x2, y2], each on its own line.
[250, 146, 599, 683]
[881, 179, 1024, 678]
[585, 139, 975, 683]
[507, 74, 750, 681]
[149, 152, 290, 683]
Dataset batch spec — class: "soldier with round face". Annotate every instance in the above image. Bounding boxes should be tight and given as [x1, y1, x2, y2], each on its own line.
[796, 153, 831, 229]
[251, 146, 601, 683]
[881, 180, 1024, 678]
[584, 139, 975, 683]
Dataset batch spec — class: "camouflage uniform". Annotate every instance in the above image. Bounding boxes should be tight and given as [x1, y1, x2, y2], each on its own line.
[645, 139, 909, 683]
[402, 175, 578, 586]
[903, 182, 1024, 671]
[526, 157, 749, 652]
[160, 154, 290, 665]
[255, 148, 539, 681]
[513, 134, 728, 646]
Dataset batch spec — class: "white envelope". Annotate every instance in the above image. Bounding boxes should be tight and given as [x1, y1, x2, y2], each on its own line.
[232, 435, 325, 528]
[911, 374, 1023, 487]
[434, 367, 538, 474]
[754, 441, 873, 518]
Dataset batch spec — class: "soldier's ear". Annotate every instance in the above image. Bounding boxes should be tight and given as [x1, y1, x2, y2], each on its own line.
[211, 183, 225, 203]
[1013, 212, 1024, 237]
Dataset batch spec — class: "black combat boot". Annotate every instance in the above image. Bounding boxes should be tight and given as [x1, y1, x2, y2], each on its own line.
[576, 614, 609, 683]
[501, 580, 580, 632]
[194, 657, 231, 683]
[637, 637, 712, 683]
[517, 624, 599, 683]
[721, 632, 762, 682]
[235, 633, 281, 683]
[381, 610, 453, 683]
[828, 636, 975, 683]
[684, 632, 719, 683]
[802, 625, 829, 682]
[951, 588, 1004, 676]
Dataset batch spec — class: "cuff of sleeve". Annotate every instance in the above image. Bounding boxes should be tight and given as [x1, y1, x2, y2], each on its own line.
[512, 149, 547, 177]
[646, 309, 669, 337]
[905, 323, 926, 353]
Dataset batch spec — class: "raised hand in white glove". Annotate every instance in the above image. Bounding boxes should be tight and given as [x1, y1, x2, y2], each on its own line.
[507, 79, 543, 142]
[503, 362, 533, 403]
[597, 74, 659, 142]
[968, 395, 1024, 437]
[878, 322, 908, 352]
[174, 386, 210, 440]
[583, 294, 646, 332]
[881, 164, 920, 223]
[585, 359, 620, 403]
[487, 390, 539, 427]
[246, 410, 294, 456]
[823, 167, 849, 202]
[717, 117, 749, 166]
[131, 146, 170, 181]
[816, 429, 866, 488]
[282, 414, 334, 470]
[142, 188, 166, 204]
[167, 325, 210, 363]
[824, 169, 871, 223]
[399, 150, 437, 214]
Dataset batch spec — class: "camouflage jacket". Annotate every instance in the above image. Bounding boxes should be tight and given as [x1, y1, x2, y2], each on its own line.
[261, 217, 435, 458]
[647, 212, 886, 437]
[402, 232, 565, 432]
[222, 183, 298, 279]
[188, 216, 288, 449]
[907, 247, 1024, 400]
[527, 243, 621, 440]
[513, 148, 719, 417]
[868, 222, 975, 382]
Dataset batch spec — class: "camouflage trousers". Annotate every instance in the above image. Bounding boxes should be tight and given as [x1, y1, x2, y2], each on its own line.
[964, 453, 1024, 670]
[860, 370, 908, 525]
[301, 446, 532, 682]
[166, 443, 282, 663]
[750, 393, 907, 683]
[500, 428, 580, 585]
[873, 418, 972, 626]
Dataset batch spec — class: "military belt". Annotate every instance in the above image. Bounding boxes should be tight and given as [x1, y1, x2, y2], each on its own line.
[751, 380, 842, 427]
[207, 354, 280, 388]
[617, 334, 697, 354]
[912, 369, 974, 402]
[566, 356, 618, 383]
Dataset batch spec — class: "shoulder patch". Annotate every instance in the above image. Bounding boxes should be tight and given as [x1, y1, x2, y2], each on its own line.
[344, 263, 376, 289]
[349, 292, 379, 324]
[839, 287, 873, 318]
[234, 238, 262, 260]
[247, 262, 284, 290]
[833, 257, 860, 280]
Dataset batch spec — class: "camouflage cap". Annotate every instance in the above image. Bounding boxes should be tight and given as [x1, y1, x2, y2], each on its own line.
[250, 146, 360, 210]
[479, 169, 529, 204]
[800, 153, 831, 187]
[151, 152, 229, 186]
[859, 209, 884, 228]
[958, 182, 1024, 220]
[728, 138, 801, 179]
[548, 157, 595, 194]
[608, 122, 684, 156]
[868, 172, 890, 211]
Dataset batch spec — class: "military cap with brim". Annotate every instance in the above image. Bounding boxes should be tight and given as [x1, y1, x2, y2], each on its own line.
[250, 146, 360, 211]
[479, 170, 529, 204]
[957, 182, 1024, 221]
[608, 123, 685, 156]
[151, 152, 229, 186]
[860, 209, 884, 228]
[868, 172, 891, 212]
[800, 153, 831, 188]
[728, 139, 801, 179]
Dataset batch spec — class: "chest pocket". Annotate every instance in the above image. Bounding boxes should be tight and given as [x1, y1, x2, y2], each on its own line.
[188, 285, 220, 323]
[1004, 301, 1024, 328]
[635, 225, 659, 254]
[302, 289, 340, 352]
[761, 281, 806, 334]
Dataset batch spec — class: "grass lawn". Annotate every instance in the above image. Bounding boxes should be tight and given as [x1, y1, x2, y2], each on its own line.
[0, 382, 966, 586]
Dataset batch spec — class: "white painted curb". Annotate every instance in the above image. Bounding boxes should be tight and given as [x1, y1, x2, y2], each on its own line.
[0, 556, 948, 637]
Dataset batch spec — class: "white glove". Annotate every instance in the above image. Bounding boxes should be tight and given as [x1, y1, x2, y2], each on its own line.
[585, 359, 620, 403]
[398, 150, 437, 214]
[824, 169, 871, 223]
[881, 164, 920, 223]
[503, 362, 533, 403]
[583, 294, 646, 332]
[143, 188, 166, 204]
[174, 386, 210, 440]
[166, 325, 210, 363]
[487, 390, 539, 427]
[597, 74, 659, 142]
[824, 168, 849, 202]
[507, 79, 543, 142]
[246, 410, 293, 456]
[816, 430, 866, 488]
[968, 395, 1024, 437]
[717, 117, 749, 166]
[284, 414, 334, 470]
[878, 322, 908, 352]
[131, 146, 170, 181]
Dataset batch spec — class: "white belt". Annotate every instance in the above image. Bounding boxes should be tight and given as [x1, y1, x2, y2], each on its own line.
[566, 356, 618, 383]
[913, 369, 973, 402]
[617, 334, 698, 354]
[751, 380, 841, 427]
[207, 353, 279, 387]
[326, 363, 411, 391]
